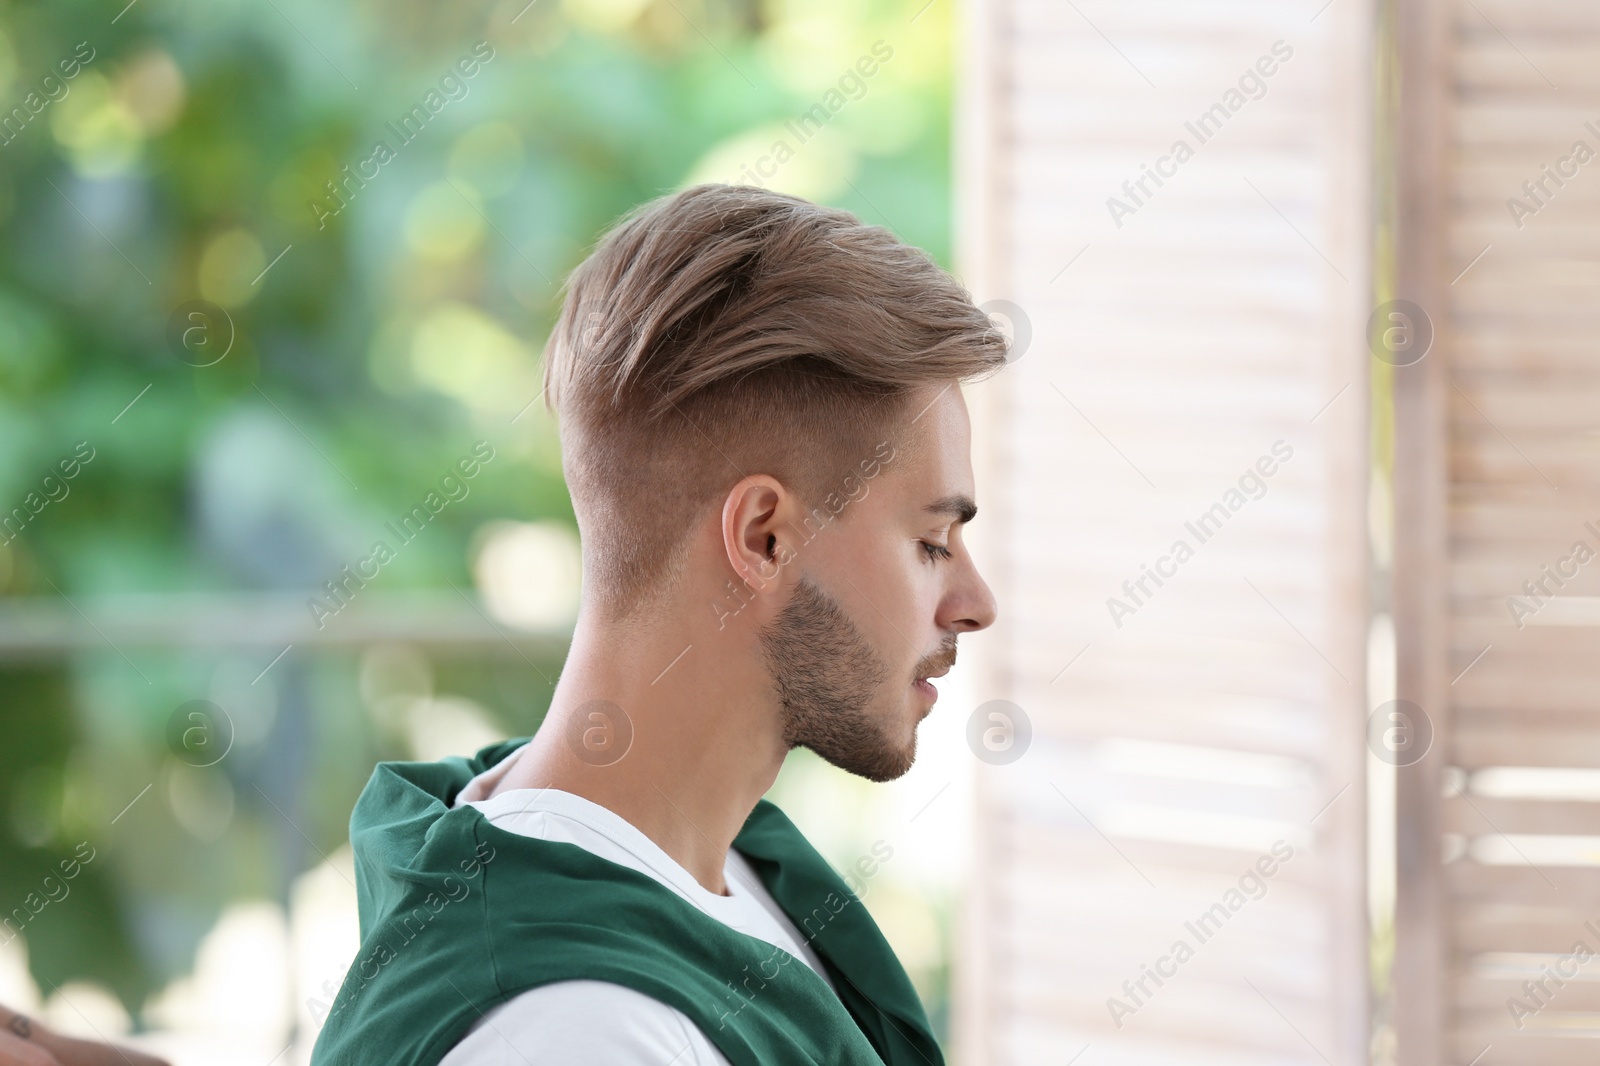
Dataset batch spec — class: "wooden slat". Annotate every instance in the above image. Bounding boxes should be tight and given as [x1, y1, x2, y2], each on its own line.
[1448, 667, 1600, 715]
[1453, 727, 1600, 769]
[1443, 794, 1600, 836]
[1451, 1033, 1600, 1066]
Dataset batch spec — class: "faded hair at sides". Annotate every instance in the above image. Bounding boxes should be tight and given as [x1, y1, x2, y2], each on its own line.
[541, 183, 1008, 623]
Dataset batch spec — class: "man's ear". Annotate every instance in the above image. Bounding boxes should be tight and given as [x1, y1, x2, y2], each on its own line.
[721, 475, 787, 592]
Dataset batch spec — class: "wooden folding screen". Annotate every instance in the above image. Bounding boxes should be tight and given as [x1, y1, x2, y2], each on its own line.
[956, 1, 1373, 1062]
[1393, 1, 1600, 1063]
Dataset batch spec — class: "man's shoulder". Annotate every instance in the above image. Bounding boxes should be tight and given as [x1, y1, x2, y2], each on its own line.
[438, 979, 732, 1066]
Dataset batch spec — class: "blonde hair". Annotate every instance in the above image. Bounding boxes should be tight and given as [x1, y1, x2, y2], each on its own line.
[542, 183, 1007, 623]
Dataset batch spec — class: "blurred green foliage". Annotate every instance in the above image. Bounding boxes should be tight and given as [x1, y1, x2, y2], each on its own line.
[0, 0, 956, 1033]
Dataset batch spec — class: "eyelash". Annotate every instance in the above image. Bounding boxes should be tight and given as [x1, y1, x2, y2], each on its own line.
[921, 541, 953, 562]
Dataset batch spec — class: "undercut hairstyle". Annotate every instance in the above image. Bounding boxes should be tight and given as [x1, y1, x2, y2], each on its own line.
[541, 183, 1009, 624]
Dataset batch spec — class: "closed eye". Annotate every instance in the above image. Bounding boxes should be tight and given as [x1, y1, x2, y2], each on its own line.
[921, 541, 953, 562]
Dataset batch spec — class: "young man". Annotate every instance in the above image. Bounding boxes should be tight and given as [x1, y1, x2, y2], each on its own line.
[311, 183, 1005, 1065]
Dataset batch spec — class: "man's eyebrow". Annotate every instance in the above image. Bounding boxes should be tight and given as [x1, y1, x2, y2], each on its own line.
[924, 494, 977, 525]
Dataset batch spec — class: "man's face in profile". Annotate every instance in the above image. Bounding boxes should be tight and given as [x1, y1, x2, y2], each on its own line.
[758, 385, 998, 781]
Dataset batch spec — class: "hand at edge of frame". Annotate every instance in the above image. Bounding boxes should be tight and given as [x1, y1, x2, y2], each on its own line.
[0, 1006, 171, 1066]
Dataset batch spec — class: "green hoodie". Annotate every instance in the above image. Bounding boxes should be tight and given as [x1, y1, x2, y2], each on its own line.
[309, 737, 945, 1066]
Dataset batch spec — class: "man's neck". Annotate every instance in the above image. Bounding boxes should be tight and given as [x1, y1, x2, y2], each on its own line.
[486, 607, 788, 896]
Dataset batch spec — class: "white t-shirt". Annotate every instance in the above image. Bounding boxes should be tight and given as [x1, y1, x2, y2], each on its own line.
[439, 784, 835, 1065]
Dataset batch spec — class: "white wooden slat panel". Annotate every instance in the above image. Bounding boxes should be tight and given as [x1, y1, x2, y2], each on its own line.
[956, 0, 1371, 1063]
[1394, 0, 1600, 1060]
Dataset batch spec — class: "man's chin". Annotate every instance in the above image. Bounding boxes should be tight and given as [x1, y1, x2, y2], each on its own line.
[810, 736, 916, 783]
[865, 749, 916, 783]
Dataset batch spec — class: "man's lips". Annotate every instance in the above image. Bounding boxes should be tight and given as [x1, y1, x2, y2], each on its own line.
[914, 650, 955, 707]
